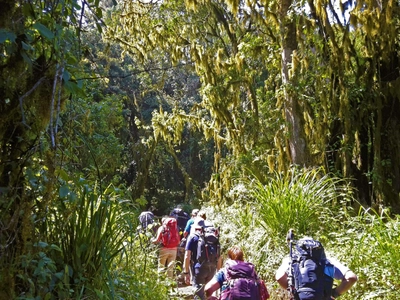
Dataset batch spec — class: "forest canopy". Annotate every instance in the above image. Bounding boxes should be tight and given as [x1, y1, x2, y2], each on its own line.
[0, 0, 399, 298]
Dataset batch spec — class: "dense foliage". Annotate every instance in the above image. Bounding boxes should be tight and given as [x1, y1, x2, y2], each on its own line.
[110, 0, 400, 210]
[0, 0, 399, 299]
[208, 168, 400, 299]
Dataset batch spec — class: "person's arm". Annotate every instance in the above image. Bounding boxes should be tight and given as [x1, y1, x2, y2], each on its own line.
[183, 219, 193, 238]
[329, 257, 358, 298]
[332, 270, 357, 298]
[151, 227, 162, 244]
[216, 255, 222, 270]
[275, 270, 288, 289]
[275, 257, 290, 289]
[204, 277, 221, 299]
[183, 249, 192, 285]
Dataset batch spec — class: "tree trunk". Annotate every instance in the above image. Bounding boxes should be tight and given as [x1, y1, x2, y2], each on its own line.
[279, 0, 310, 166]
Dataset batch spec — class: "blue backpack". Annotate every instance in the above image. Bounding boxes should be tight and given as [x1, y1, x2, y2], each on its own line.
[292, 238, 334, 300]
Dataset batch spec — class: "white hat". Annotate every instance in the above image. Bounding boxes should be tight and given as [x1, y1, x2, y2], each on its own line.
[193, 219, 205, 229]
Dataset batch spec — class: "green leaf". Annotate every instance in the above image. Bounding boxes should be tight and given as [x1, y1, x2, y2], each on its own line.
[36, 241, 48, 248]
[33, 23, 54, 40]
[57, 168, 70, 181]
[54, 271, 64, 280]
[0, 29, 16, 43]
[62, 69, 71, 81]
[21, 41, 33, 51]
[64, 80, 86, 97]
[59, 185, 70, 198]
[50, 244, 62, 252]
[65, 264, 73, 277]
[96, 22, 103, 34]
[22, 3, 35, 18]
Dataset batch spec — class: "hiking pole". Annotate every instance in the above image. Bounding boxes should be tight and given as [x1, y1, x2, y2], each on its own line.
[286, 229, 299, 300]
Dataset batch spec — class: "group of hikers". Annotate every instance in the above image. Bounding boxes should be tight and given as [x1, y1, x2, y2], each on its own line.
[138, 207, 358, 300]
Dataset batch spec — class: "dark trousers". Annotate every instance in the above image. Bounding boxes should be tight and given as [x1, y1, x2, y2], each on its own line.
[192, 263, 216, 300]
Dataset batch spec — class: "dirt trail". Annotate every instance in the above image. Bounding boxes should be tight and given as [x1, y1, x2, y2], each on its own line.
[169, 281, 195, 299]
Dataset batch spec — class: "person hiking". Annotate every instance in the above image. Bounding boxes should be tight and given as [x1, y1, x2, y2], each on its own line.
[138, 209, 155, 233]
[204, 245, 270, 300]
[275, 234, 358, 300]
[183, 208, 200, 239]
[178, 208, 200, 279]
[170, 205, 191, 238]
[183, 219, 222, 299]
[189, 211, 212, 235]
[152, 216, 181, 279]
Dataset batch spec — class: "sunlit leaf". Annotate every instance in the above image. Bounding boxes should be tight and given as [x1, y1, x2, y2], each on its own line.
[33, 23, 54, 40]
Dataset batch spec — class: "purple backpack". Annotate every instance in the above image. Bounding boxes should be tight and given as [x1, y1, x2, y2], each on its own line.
[220, 260, 261, 300]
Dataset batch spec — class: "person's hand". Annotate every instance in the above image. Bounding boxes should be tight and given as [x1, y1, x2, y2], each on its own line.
[331, 288, 340, 299]
[184, 273, 190, 285]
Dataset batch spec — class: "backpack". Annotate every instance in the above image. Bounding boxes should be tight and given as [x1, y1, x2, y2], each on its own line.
[220, 260, 269, 300]
[170, 208, 190, 234]
[292, 238, 334, 300]
[138, 211, 154, 230]
[195, 226, 220, 265]
[161, 217, 180, 248]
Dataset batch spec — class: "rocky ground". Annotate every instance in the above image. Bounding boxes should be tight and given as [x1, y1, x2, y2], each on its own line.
[169, 283, 195, 299]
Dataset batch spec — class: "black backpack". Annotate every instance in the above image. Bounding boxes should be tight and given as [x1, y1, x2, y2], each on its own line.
[292, 238, 334, 300]
[195, 226, 220, 265]
[170, 208, 190, 234]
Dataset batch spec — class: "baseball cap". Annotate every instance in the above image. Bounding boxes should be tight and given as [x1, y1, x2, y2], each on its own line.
[191, 209, 200, 216]
[193, 219, 205, 229]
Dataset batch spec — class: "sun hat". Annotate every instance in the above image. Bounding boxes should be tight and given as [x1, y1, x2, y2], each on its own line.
[193, 218, 205, 229]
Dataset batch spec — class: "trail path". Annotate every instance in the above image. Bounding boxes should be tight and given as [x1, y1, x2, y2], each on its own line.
[169, 283, 195, 299]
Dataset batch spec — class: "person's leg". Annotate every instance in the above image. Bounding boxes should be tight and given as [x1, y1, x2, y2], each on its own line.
[165, 247, 177, 279]
[158, 247, 168, 275]
[193, 266, 212, 300]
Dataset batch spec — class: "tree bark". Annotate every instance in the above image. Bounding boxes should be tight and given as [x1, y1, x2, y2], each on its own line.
[279, 0, 310, 166]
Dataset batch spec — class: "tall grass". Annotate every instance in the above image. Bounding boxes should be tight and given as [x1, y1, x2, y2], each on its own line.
[348, 207, 400, 299]
[250, 167, 354, 239]
[45, 177, 177, 299]
[205, 167, 400, 299]
[45, 179, 129, 298]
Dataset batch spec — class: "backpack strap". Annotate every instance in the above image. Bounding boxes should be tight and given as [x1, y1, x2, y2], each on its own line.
[195, 232, 204, 262]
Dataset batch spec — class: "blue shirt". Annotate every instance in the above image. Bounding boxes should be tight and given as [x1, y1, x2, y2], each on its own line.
[184, 219, 195, 235]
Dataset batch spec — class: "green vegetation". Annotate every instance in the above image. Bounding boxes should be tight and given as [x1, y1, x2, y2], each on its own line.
[1, 0, 399, 299]
[208, 168, 399, 299]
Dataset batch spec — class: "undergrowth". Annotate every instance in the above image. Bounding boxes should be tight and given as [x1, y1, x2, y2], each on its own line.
[203, 167, 399, 299]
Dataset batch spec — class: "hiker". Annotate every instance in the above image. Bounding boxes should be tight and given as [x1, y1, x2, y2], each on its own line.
[182, 219, 222, 300]
[275, 236, 358, 300]
[138, 209, 155, 232]
[189, 211, 211, 235]
[204, 245, 270, 300]
[170, 205, 191, 238]
[152, 216, 181, 279]
[183, 208, 200, 238]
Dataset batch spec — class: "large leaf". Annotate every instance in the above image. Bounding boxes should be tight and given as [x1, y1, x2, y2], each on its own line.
[33, 22, 54, 40]
[0, 29, 16, 43]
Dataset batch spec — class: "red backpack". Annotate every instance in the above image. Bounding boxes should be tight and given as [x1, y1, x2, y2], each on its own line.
[161, 217, 180, 248]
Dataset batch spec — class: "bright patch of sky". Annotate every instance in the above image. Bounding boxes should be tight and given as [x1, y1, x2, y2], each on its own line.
[330, 0, 356, 25]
